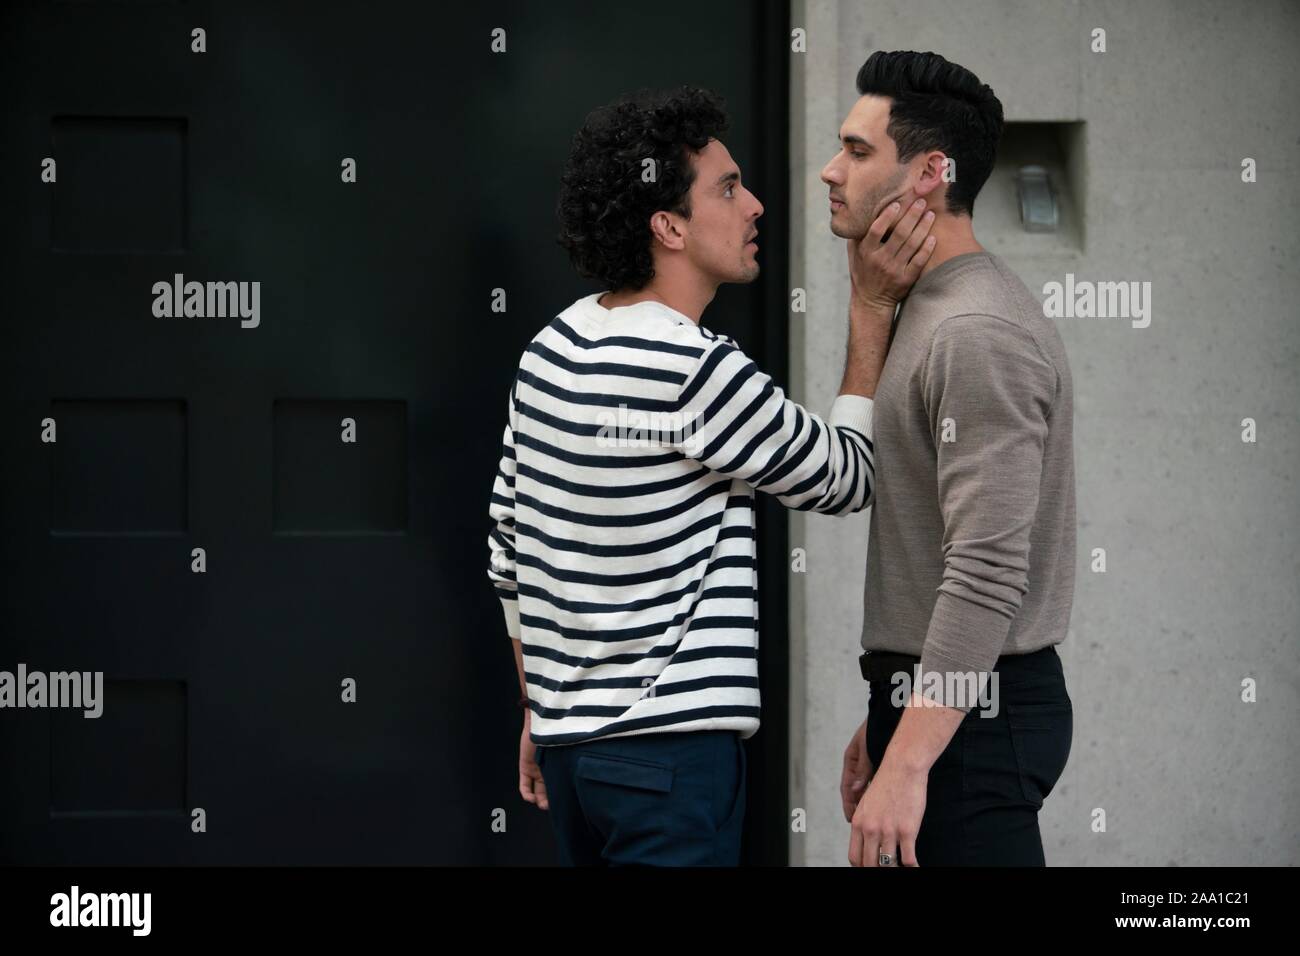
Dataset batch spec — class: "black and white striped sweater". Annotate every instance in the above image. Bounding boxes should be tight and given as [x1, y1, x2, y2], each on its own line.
[487, 292, 875, 745]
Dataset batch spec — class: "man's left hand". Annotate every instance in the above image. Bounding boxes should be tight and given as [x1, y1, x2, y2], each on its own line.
[848, 761, 927, 867]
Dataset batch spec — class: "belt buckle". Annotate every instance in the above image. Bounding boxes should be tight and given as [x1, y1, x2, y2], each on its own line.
[858, 650, 876, 682]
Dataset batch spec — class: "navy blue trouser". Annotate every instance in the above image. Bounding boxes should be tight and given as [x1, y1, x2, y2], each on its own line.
[865, 644, 1074, 866]
[536, 729, 747, 866]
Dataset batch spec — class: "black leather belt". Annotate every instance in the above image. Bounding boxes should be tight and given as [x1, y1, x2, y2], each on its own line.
[860, 645, 1061, 684]
[858, 649, 922, 684]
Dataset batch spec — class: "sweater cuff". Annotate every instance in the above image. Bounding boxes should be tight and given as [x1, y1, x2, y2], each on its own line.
[829, 393, 874, 441]
[918, 589, 1013, 713]
[498, 591, 521, 639]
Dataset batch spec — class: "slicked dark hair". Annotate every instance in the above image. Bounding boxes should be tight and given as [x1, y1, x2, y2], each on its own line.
[556, 86, 729, 291]
[856, 51, 1004, 216]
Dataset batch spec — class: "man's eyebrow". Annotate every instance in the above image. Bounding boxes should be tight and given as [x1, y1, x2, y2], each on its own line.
[840, 133, 872, 149]
[715, 170, 741, 188]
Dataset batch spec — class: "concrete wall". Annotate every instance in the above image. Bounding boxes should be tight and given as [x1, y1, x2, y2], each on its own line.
[788, 0, 1299, 866]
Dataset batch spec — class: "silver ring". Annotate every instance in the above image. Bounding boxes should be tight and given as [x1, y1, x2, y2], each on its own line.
[878, 852, 894, 866]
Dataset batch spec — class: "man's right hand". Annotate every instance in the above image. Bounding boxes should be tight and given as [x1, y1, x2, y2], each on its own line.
[847, 198, 937, 312]
[841, 718, 874, 822]
[520, 715, 549, 811]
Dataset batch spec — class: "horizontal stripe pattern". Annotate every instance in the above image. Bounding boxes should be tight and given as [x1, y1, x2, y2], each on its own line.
[487, 293, 876, 745]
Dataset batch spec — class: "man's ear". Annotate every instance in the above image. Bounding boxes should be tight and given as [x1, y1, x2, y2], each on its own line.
[912, 150, 949, 202]
[649, 210, 687, 251]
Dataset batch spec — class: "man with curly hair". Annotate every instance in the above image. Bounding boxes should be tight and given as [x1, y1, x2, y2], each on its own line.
[486, 85, 935, 865]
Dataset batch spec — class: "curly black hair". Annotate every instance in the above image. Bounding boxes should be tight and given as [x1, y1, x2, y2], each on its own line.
[556, 86, 729, 292]
[856, 51, 1004, 216]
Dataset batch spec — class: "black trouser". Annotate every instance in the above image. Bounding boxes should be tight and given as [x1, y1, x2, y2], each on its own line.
[863, 644, 1073, 866]
[536, 729, 746, 866]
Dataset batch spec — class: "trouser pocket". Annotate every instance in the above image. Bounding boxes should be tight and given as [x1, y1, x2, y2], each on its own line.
[575, 752, 674, 793]
[1005, 700, 1073, 808]
[718, 733, 747, 832]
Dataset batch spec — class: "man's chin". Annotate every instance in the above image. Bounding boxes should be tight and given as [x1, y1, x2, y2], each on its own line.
[717, 264, 761, 285]
[828, 219, 859, 240]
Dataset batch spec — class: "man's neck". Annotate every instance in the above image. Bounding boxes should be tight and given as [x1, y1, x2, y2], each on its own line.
[916, 216, 985, 282]
[597, 273, 714, 325]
